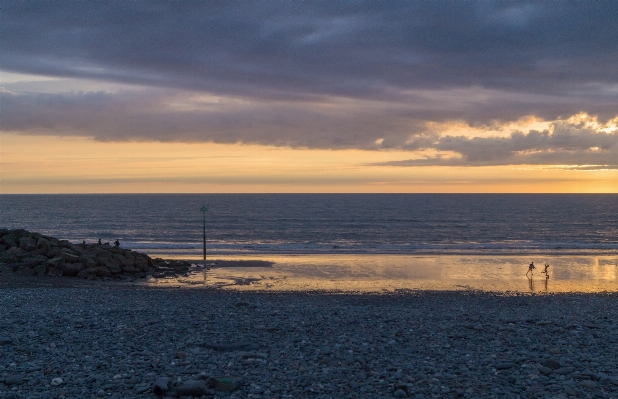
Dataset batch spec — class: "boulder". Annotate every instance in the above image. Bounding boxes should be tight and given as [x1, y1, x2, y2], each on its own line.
[37, 238, 51, 251]
[0, 247, 29, 263]
[121, 265, 139, 274]
[134, 256, 149, 271]
[16, 265, 36, 276]
[77, 268, 98, 279]
[58, 240, 73, 249]
[47, 267, 63, 277]
[78, 256, 98, 269]
[33, 264, 47, 276]
[105, 260, 122, 275]
[62, 263, 85, 277]
[94, 266, 112, 277]
[46, 257, 65, 269]
[59, 251, 80, 263]
[0, 234, 17, 248]
[113, 253, 134, 267]
[19, 237, 37, 252]
[20, 255, 49, 268]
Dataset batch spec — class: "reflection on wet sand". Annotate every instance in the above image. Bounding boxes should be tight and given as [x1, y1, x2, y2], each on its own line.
[145, 254, 618, 293]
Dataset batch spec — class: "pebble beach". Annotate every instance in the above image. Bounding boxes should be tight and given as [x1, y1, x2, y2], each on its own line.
[1, 279, 618, 399]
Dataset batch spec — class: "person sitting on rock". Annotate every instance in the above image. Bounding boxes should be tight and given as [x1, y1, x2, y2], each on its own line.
[98, 239, 102, 245]
[114, 239, 120, 247]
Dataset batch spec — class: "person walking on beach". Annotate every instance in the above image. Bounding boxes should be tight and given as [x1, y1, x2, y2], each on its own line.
[526, 262, 535, 277]
[541, 263, 549, 277]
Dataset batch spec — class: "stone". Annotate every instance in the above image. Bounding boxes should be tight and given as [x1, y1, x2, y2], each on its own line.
[538, 366, 553, 376]
[5, 375, 24, 385]
[495, 362, 514, 370]
[0, 247, 28, 262]
[134, 256, 149, 271]
[554, 367, 575, 375]
[46, 257, 66, 269]
[549, 348, 561, 354]
[16, 264, 36, 275]
[207, 376, 242, 392]
[394, 388, 408, 398]
[78, 256, 98, 269]
[121, 265, 139, 273]
[47, 267, 63, 277]
[33, 264, 47, 276]
[62, 262, 85, 277]
[94, 266, 112, 277]
[152, 376, 169, 396]
[0, 336, 12, 345]
[0, 234, 17, 248]
[18, 236, 37, 251]
[542, 358, 561, 370]
[51, 377, 63, 386]
[37, 238, 51, 251]
[105, 260, 122, 274]
[176, 379, 210, 397]
[579, 380, 597, 389]
[134, 383, 151, 394]
[20, 255, 49, 268]
[59, 251, 80, 263]
[77, 267, 99, 279]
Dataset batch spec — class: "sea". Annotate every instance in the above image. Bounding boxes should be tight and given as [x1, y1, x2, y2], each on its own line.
[1, 194, 617, 258]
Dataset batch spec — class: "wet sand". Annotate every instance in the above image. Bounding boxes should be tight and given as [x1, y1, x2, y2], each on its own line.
[146, 254, 618, 293]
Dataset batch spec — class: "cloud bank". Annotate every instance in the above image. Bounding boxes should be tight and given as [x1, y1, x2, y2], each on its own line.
[2, 1, 618, 167]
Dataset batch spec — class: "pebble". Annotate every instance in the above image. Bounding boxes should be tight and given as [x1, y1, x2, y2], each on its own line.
[5, 375, 24, 385]
[542, 358, 562, 369]
[50, 377, 63, 386]
[0, 288, 617, 399]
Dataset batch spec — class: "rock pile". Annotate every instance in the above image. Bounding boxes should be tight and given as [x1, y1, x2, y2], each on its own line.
[0, 229, 182, 280]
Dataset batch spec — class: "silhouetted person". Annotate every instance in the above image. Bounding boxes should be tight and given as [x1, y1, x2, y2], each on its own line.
[114, 239, 120, 247]
[82, 240, 86, 248]
[98, 239, 102, 245]
[541, 263, 549, 278]
[526, 262, 535, 277]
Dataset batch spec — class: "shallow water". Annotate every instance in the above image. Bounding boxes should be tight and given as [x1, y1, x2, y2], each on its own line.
[145, 254, 618, 293]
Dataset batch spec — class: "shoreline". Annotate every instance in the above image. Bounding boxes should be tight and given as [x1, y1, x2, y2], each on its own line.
[2, 253, 617, 293]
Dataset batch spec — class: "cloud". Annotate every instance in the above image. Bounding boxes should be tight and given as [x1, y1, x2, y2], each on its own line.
[2, 2, 618, 118]
[0, 89, 427, 148]
[373, 119, 618, 168]
[2, 1, 618, 166]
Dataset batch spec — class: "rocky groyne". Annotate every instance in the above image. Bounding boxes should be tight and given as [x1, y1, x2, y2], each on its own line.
[0, 229, 190, 280]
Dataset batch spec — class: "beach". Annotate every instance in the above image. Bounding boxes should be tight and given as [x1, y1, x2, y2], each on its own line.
[1, 275, 618, 399]
[149, 254, 618, 294]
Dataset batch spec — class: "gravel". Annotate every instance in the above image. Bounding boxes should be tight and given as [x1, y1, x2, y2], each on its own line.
[1, 286, 617, 399]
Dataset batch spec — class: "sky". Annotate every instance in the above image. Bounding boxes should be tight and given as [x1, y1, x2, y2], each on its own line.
[1, 1, 617, 193]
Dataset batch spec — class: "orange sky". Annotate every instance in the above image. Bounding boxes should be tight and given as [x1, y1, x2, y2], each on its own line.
[2, 133, 616, 193]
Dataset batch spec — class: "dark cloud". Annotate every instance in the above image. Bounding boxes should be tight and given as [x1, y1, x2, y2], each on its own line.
[2, 2, 618, 106]
[2, 1, 618, 158]
[0, 89, 424, 148]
